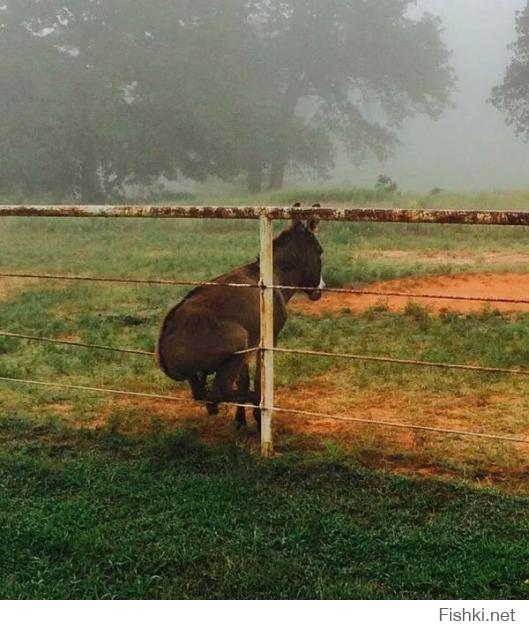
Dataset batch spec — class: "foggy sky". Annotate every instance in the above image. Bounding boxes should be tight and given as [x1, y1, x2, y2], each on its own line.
[334, 0, 529, 192]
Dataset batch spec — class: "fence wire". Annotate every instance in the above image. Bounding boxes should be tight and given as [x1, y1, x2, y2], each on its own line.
[2, 270, 529, 306]
[272, 284, 529, 306]
[2, 330, 529, 377]
[270, 405, 529, 445]
[0, 271, 257, 289]
[0, 331, 155, 356]
[0, 331, 258, 358]
[1, 374, 528, 446]
[272, 347, 529, 377]
[0, 375, 258, 412]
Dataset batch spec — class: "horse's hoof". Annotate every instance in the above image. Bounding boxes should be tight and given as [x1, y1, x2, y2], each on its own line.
[236, 420, 248, 432]
[206, 402, 220, 416]
[235, 408, 248, 431]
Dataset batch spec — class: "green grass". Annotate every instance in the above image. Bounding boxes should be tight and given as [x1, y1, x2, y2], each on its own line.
[143, 184, 529, 212]
[1, 419, 529, 599]
[3, 187, 529, 598]
[5, 215, 529, 290]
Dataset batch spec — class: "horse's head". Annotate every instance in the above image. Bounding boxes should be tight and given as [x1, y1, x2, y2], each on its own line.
[274, 204, 325, 302]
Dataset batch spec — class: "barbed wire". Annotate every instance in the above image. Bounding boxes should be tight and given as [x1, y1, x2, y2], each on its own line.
[2, 270, 529, 306]
[0, 271, 257, 289]
[271, 284, 529, 306]
[3, 262, 529, 448]
[272, 347, 529, 377]
[1, 373, 528, 445]
[2, 330, 528, 377]
[0, 331, 257, 358]
[0, 375, 258, 411]
[0, 331, 155, 356]
[270, 405, 529, 445]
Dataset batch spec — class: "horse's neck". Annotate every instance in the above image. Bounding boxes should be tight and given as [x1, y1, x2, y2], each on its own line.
[273, 267, 302, 304]
[245, 260, 301, 303]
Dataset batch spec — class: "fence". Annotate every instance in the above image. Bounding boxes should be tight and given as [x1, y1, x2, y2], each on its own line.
[2, 204, 529, 456]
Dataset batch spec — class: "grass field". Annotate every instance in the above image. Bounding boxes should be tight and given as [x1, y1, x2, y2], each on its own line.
[2, 424, 529, 599]
[2, 187, 529, 598]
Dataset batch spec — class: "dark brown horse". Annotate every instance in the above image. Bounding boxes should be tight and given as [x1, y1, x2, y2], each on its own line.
[157, 213, 324, 429]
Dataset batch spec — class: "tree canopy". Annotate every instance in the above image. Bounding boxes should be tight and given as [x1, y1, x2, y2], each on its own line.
[0, 0, 454, 201]
[492, 4, 529, 142]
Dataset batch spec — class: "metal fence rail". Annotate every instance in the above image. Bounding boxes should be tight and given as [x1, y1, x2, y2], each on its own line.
[3, 205, 529, 455]
[3, 204, 529, 225]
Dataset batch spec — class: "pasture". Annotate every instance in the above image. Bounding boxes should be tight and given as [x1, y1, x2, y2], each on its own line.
[2, 188, 529, 598]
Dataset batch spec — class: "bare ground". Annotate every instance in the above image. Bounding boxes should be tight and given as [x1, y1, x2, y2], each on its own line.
[292, 272, 529, 315]
[0, 277, 35, 301]
[55, 374, 529, 487]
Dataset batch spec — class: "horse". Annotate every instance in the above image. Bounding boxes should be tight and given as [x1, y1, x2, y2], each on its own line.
[156, 210, 324, 429]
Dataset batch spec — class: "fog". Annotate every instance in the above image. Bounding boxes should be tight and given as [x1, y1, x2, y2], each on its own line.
[3, 0, 529, 201]
[339, 0, 529, 191]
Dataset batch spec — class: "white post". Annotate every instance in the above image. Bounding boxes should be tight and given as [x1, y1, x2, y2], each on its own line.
[259, 214, 274, 457]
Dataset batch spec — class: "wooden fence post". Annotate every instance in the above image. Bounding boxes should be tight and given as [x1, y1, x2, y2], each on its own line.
[259, 213, 274, 457]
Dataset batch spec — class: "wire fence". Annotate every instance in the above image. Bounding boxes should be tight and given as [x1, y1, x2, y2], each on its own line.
[3, 330, 529, 377]
[2, 205, 529, 455]
[3, 270, 529, 306]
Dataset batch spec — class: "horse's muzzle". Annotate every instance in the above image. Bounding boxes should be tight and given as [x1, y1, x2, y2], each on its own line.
[308, 275, 325, 301]
[308, 290, 322, 302]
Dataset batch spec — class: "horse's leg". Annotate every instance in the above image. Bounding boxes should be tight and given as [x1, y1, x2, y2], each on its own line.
[188, 373, 219, 416]
[188, 372, 206, 400]
[209, 355, 248, 411]
[235, 364, 250, 430]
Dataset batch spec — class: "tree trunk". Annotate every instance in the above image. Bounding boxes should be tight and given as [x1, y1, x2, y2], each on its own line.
[247, 155, 264, 193]
[267, 76, 304, 190]
[268, 154, 287, 190]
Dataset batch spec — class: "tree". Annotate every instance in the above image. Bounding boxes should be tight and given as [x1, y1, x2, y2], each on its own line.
[492, 4, 529, 140]
[1, 1, 128, 201]
[0, 0, 453, 200]
[171, 0, 454, 191]
[240, 0, 454, 190]
[0, 0, 227, 201]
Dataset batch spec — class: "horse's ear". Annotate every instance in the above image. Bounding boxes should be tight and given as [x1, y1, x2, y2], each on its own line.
[307, 203, 321, 233]
[289, 202, 303, 228]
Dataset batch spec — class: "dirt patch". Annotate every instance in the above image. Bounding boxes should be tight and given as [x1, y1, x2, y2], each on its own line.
[0, 277, 35, 301]
[292, 272, 529, 315]
[81, 376, 529, 485]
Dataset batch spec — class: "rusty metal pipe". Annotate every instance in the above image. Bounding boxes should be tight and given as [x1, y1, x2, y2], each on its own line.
[2, 205, 529, 225]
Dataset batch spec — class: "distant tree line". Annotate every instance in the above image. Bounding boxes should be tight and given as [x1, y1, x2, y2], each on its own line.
[0, 1, 454, 202]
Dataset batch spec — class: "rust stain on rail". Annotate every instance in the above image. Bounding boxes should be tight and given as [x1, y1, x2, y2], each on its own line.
[2, 205, 529, 225]
[268, 207, 529, 226]
[0, 205, 269, 220]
